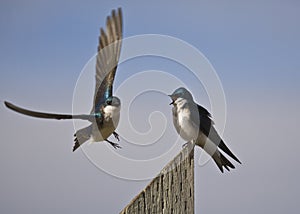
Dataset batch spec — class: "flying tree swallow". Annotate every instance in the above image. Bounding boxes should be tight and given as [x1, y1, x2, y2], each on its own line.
[4, 8, 123, 152]
[169, 87, 241, 172]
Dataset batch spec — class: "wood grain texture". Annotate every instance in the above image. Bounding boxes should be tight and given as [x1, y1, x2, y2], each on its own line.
[120, 143, 195, 214]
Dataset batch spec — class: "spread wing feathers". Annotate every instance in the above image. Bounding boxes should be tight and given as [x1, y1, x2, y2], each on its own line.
[93, 8, 123, 111]
[192, 104, 241, 164]
[4, 101, 94, 121]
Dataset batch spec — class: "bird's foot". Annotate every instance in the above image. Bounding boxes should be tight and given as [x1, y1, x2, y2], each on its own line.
[182, 141, 192, 148]
[113, 131, 120, 141]
[106, 139, 121, 149]
[182, 142, 188, 148]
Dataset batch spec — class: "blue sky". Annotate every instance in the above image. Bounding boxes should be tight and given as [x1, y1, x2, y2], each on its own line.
[1, 0, 300, 213]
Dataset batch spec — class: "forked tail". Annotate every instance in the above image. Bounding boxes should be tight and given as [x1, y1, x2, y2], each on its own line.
[212, 151, 235, 173]
[73, 125, 92, 152]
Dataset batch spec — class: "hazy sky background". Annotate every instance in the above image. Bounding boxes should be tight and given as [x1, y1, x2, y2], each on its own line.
[1, 0, 299, 213]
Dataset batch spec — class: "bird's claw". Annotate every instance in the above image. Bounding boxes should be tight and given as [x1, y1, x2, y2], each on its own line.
[106, 139, 121, 149]
[110, 142, 122, 149]
[182, 141, 195, 149]
[182, 142, 189, 148]
[113, 132, 120, 141]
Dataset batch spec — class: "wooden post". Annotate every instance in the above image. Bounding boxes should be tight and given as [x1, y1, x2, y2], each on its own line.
[120, 142, 194, 214]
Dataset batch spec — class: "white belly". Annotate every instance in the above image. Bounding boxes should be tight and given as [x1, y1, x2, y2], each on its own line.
[174, 107, 198, 141]
[91, 121, 117, 141]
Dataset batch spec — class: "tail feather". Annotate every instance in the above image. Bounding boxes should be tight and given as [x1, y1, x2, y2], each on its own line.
[218, 139, 241, 164]
[209, 127, 241, 164]
[212, 151, 235, 173]
[73, 125, 92, 152]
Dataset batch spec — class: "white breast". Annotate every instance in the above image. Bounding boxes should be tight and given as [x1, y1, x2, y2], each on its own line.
[91, 105, 120, 142]
[103, 105, 120, 125]
[173, 99, 199, 141]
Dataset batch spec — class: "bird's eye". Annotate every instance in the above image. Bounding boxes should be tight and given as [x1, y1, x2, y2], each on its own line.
[106, 100, 112, 105]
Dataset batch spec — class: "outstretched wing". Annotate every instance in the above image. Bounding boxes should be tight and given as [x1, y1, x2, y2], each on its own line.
[4, 101, 95, 121]
[93, 8, 123, 112]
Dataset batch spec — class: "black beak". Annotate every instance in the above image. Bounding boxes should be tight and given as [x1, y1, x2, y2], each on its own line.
[168, 95, 175, 105]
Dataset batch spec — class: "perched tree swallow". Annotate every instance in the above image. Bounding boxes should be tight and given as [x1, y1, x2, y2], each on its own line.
[4, 8, 123, 152]
[169, 87, 241, 172]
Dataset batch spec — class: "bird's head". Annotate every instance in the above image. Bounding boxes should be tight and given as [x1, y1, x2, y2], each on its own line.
[168, 87, 194, 105]
[104, 96, 121, 107]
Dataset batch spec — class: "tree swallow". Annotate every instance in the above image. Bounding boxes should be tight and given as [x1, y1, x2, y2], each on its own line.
[4, 8, 123, 152]
[169, 87, 241, 172]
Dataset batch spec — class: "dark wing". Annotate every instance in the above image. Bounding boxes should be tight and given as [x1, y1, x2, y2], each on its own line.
[93, 8, 123, 112]
[4, 101, 94, 121]
[192, 104, 241, 164]
[197, 104, 213, 121]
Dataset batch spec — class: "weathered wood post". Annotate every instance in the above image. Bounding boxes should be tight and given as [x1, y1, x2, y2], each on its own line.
[120, 142, 194, 214]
